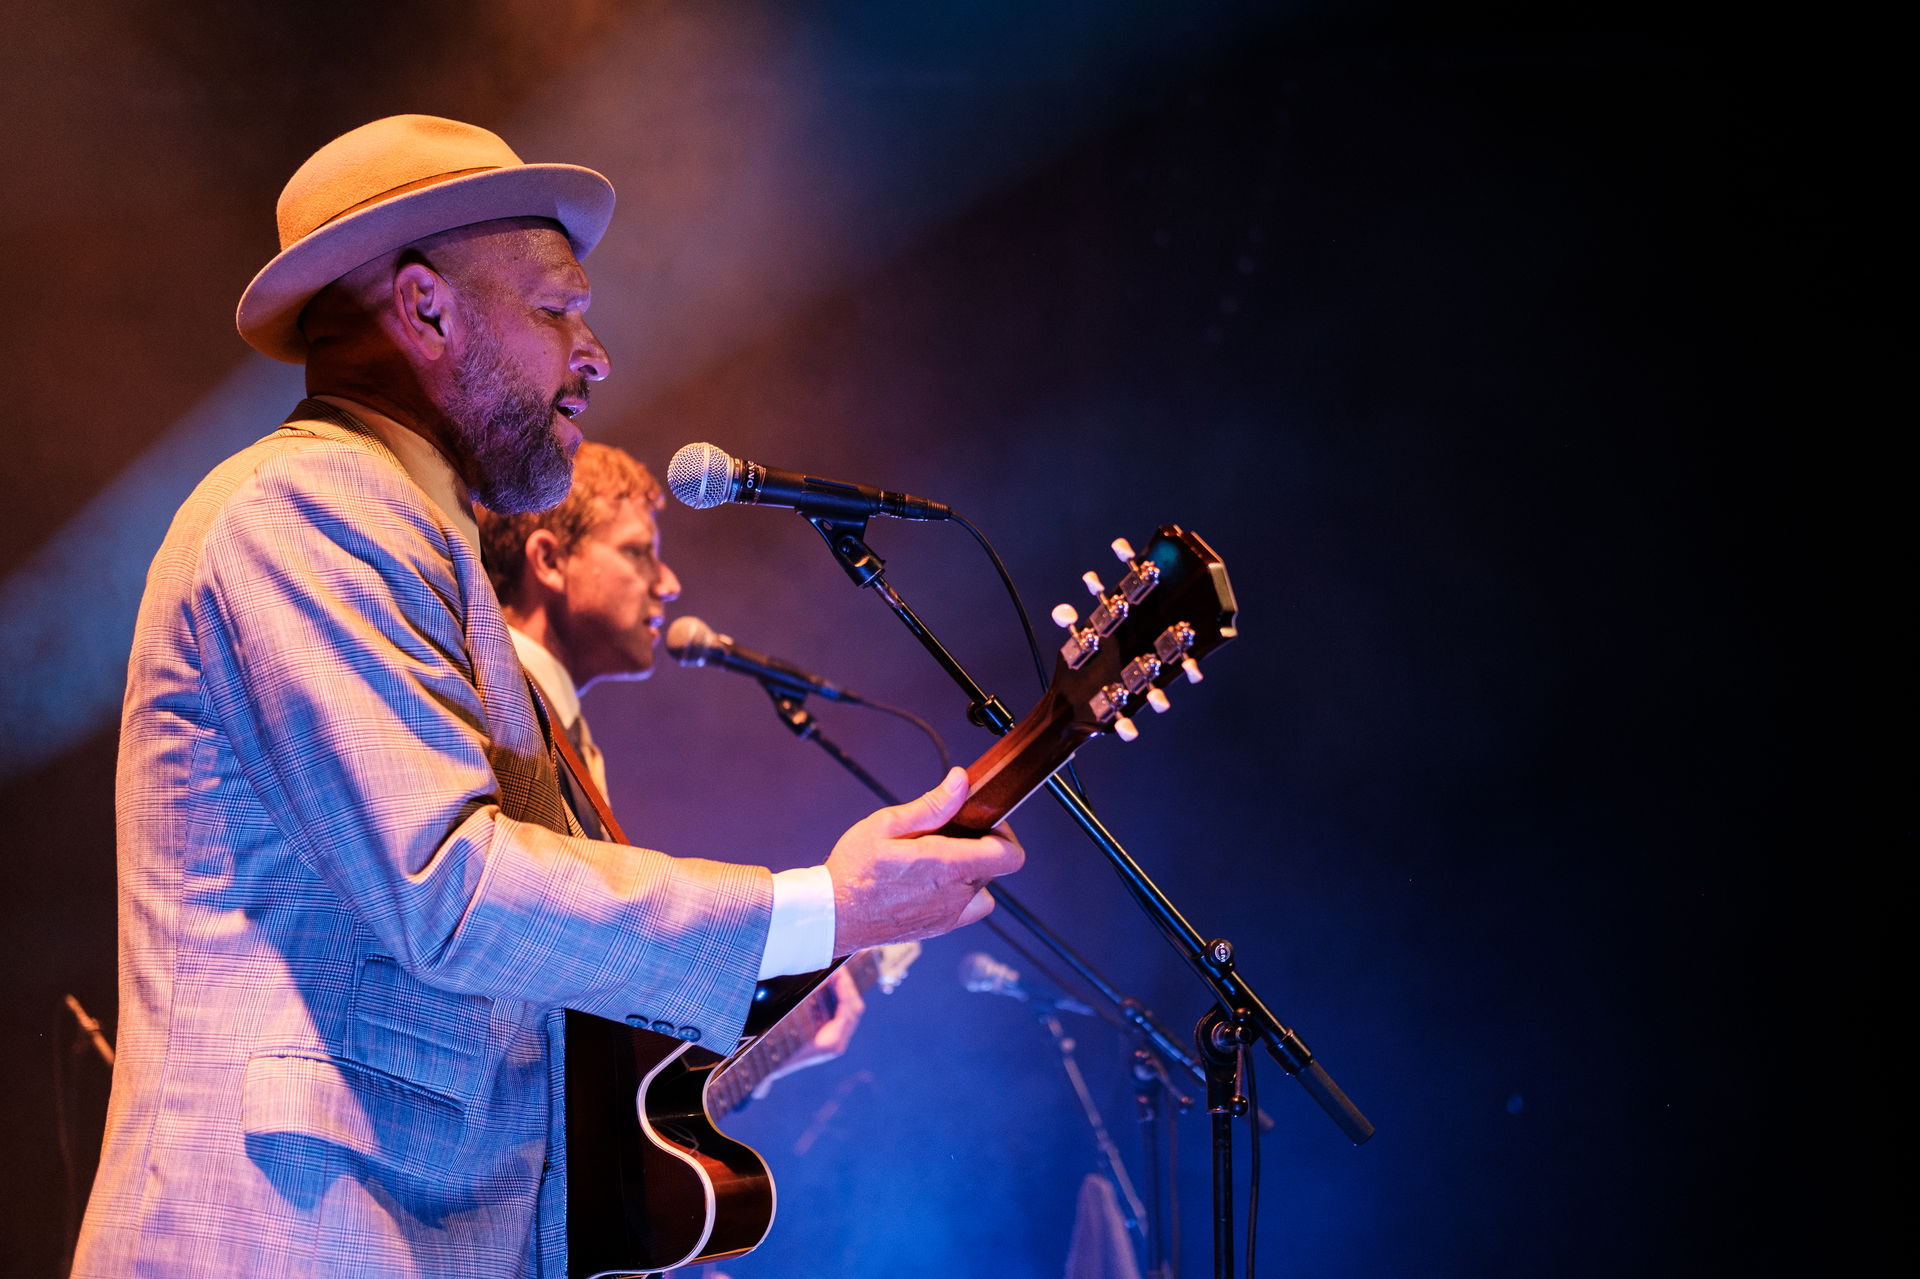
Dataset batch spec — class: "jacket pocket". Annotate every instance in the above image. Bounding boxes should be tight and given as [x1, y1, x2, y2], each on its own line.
[350, 954, 495, 1098]
[239, 1048, 466, 1181]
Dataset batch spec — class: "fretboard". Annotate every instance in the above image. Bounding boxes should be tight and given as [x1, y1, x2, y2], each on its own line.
[707, 949, 881, 1119]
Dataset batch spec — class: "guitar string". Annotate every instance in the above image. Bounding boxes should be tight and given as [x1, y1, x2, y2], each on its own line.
[712, 951, 879, 1114]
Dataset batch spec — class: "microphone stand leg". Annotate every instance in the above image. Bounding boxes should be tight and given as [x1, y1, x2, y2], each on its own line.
[1196, 1007, 1250, 1279]
[1209, 1109, 1233, 1279]
[1134, 1049, 1179, 1279]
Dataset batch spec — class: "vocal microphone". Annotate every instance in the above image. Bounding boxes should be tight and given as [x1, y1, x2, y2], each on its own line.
[664, 615, 866, 703]
[959, 952, 1094, 1016]
[666, 442, 953, 522]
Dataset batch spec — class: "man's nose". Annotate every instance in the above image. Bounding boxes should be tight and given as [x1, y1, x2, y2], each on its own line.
[571, 323, 610, 382]
[653, 562, 681, 601]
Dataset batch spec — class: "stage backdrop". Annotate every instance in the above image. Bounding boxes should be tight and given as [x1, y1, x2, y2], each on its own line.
[1, 3, 1856, 1276]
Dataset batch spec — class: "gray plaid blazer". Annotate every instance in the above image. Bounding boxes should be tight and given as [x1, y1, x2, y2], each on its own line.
[73, 403, 774, 1278]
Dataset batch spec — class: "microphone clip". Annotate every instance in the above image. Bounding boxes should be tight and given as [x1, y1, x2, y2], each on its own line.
[762, 683, 821, 742]
[807, 512, 887, 589]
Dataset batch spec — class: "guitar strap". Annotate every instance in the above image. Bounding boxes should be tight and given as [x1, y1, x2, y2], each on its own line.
[525, 676, 630, 845]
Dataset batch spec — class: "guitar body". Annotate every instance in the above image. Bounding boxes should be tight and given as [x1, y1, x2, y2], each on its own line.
[564, 1010, 774, 1278]
[566, 961, 872, 1277]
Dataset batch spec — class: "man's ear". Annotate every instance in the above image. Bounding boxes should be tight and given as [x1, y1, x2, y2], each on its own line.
[525, 528, 569, 595]
[392, 260, 453, 358]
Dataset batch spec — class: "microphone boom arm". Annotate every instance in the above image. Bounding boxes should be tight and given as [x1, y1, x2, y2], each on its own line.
[762, 684, 902, 806]
[807, 511, 1376, 1148]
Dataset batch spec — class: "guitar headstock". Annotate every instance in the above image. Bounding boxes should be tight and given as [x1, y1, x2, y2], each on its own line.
[1046, 525, 1238, 743]
[940, 525, 1238, 838]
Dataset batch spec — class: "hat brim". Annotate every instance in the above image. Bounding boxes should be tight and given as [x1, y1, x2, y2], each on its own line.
[235, 163, 615, 364]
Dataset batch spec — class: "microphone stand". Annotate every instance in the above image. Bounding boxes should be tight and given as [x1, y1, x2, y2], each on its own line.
[984, 889, 1198, 1279]
[1132, 1045, 1181, 1279]
[987, 887, 1264, 1133]
[751, 660, 1178, 1275]
[804, 512, 1374, 1279]
[987, 883, 1286, 1279]
[760, 681, 899, 803]
[1039, 1006, 1152, 1267]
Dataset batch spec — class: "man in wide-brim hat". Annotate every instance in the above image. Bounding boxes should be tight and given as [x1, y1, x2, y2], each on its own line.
[72, 114, 1020, 1279]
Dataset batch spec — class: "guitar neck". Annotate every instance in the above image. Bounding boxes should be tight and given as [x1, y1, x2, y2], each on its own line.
[708, 949, 880, 1118]
[942, 688, 1090, 837]
[706, 695, 1085, 1114]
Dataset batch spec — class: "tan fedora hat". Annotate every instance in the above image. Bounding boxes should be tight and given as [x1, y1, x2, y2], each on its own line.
[236, 114, 616, 364]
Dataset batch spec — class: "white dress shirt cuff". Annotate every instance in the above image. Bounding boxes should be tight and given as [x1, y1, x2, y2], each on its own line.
[758, 865, 838, 978]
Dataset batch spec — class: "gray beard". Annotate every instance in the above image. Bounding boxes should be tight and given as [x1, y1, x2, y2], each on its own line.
[445, 328, 579, 515]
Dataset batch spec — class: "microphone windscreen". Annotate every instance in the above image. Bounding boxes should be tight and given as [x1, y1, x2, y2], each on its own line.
[664, 615, 718, 663]
[666, 443, 734, 509]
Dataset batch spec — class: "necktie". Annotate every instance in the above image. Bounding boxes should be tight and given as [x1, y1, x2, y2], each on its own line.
[557, 714, 608, 841]
[566, 713, 609, 798]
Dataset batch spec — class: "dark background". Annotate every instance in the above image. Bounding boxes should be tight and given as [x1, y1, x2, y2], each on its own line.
[1, 2, 1863, 1275]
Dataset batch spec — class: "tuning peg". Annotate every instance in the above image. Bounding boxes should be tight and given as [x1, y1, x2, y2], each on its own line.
[1113, 716, 1139, 742]
[1081, 571, 1104, 597]
[1051, 603, 1079, 628]
[1182, 657, 1203, 684]
[1146, 688, 1171, 713]
[1110, 537, 1136, 562]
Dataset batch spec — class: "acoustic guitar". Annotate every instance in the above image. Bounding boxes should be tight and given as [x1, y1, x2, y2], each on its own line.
[565, 525, 1239, 1277]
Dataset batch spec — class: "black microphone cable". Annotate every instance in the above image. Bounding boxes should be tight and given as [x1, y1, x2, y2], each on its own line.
[857, 695, 952, 777]
[948, 509, 1089, 803]
[666, 615, 951, 779]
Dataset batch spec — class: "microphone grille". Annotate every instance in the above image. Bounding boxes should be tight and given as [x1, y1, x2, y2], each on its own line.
[666, 443, 735, 509]
[663, 615, 717, 663]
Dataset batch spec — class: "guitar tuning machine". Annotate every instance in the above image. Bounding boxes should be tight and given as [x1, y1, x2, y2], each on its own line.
[1182, 657, 1204, 684]
[1110, 537, 1136, 562]
[1051, 602, 1079, 628]
[1090, 682, 1141, 736]
[1081, 570, 1104, 597]
[1146, 688, 1171, 713]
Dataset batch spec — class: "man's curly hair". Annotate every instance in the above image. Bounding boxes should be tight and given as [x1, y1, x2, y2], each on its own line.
[477, 442, 664, 604]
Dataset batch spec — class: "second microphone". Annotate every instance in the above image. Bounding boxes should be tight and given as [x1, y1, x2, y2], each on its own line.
[664, 616, 867, 703]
